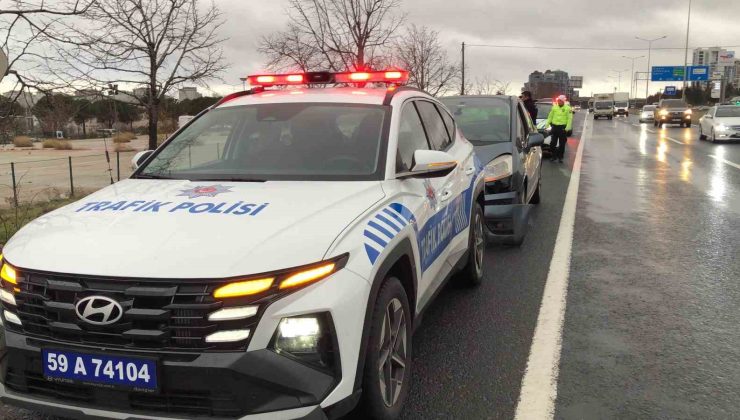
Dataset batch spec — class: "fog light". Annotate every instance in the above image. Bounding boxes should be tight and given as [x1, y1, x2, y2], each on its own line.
[205, 329, 250, 343]
[0, 289, 16, 306]
[3, 310, 22, 326]
[208, 306, 258, 321]
[271, 313, 337, 370]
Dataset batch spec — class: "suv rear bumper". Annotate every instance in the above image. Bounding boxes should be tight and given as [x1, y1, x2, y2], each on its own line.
[0, 329, 335, 419]
[483, 191, 532, 243]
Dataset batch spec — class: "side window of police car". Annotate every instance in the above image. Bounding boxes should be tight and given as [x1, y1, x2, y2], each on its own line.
[439, 106, 456, 141]
[397, 103, 430, 172]
[415, 100, 452, 151]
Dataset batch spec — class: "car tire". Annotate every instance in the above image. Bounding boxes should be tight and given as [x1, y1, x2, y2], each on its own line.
[358, 276, 412, 420]
[699, 126, 705, 140]
[685, 122, 691, 128]
[711, 128, 716, 143]
[456, 202, 485, 287]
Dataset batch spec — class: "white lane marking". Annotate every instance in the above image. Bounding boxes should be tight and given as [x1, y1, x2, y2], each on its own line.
[665, 137, 685, 145]
[514, 113, 587, 420]
[708, 154, 740, 170]
[631, 123, 640, 127]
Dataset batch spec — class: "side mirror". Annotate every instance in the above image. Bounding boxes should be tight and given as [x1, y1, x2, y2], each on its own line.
[131, 150, 154, 170]
[527, 132, 545, 149]
[397, 150, 457, 179]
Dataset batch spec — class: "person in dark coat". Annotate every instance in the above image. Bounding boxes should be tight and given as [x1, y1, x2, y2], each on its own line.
[520, 91, 537, 121]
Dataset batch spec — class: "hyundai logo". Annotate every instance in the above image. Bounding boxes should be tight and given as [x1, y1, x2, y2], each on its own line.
[75, 296, 123, 326]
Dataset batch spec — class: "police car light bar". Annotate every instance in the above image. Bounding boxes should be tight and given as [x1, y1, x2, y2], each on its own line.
[246, 70, 409, 87]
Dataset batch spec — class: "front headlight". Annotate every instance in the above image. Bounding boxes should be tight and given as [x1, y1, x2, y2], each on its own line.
[716, 124, 728, 132]
[684, 109, 692, 115]
[659, 109, 669, 116]
[271, 313, 338, 371]
[484, 154, 513, 183]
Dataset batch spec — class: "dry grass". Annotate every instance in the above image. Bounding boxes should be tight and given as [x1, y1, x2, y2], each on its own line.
[114, 143, 134, 152]
[41, 139, 73, 150]
[157, 133, 169, 146]
[13, 136, 33, 147]
[112, 132, 137, 143]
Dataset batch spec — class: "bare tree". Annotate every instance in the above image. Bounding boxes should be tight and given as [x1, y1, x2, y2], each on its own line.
[0, 0, 93, 116]
[259, 0, 404, 72]
[392, 25, 457, 96]
[50, 0, 228, 149]
[470, 74, 511, 96]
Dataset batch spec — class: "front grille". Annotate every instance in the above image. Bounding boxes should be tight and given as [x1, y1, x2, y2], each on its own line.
[6, 270, 256, 351]
[4, 368, 242, 417]
[730, 125, 740, 130]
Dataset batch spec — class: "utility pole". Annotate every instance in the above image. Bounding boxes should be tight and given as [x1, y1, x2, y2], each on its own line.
[682, 0, 692, 99]
[636, 35, 667, 99]
[623, 55, 645, 99]
[460, 42, 466, 96]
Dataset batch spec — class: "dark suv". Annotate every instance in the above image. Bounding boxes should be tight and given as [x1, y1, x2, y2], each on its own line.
[654, 99, 692, 127]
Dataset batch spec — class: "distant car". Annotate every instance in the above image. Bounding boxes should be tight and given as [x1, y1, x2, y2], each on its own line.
[593, 100, 614, 120]
[654, 99, 692, 127]
[534, 100, 554, 152]
[730, 96, 740, 105]
[699, 105, 740, 142]
[440, 95, 544, 246]
[613, 100, 629, 116]
[639, 105, 656, 123]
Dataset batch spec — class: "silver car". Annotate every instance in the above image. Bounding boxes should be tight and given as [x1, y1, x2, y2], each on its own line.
[639, 105, 656, 123]
[699, 105, 740, 142]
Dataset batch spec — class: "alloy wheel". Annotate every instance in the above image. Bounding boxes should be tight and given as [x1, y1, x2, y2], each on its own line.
[378, 297, 407, 407]
[474, 212, 485, 277]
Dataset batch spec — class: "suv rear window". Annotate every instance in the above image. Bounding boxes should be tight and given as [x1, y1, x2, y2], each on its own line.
[439, 97, 511, 143]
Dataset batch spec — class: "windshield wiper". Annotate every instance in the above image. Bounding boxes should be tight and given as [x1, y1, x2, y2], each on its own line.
[135, 174, 173, 179]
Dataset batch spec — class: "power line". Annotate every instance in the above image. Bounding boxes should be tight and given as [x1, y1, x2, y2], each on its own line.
[465, 44, 740, 51]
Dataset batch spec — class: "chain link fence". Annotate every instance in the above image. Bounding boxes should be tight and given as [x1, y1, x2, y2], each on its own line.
[0, 151, 138, 208]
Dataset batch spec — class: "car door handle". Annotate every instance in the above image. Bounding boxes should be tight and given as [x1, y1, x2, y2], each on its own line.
[465, 167, 475, 175]
[439, 190, 453, 202]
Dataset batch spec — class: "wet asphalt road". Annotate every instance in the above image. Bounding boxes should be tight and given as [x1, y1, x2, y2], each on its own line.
[3, 111, 739, 419]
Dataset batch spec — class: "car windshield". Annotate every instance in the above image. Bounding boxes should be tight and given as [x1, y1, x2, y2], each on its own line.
[662, 99, 687, 108]
[595, 101, 612, 109]
[439, 97, 510, 143]
[716, 107, 740, 117]
[642, 106, 656, 111]
[536, 103, 553, 119]
[137, 103, 387, 181]
[615, 102, 628, 107]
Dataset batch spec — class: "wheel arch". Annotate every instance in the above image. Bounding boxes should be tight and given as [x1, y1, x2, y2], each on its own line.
[352, 237, 418, 392]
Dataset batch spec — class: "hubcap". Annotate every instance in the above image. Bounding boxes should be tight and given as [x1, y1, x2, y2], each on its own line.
[378, 298, 407, 407]
[474, 212, 485, 276]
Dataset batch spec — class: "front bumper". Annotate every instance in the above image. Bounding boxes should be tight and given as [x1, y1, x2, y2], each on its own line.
[0, 329, 333, 419]
[658, 113, 691, 123]
[483, 191, 532, 243]
[714, 130, 740, 140]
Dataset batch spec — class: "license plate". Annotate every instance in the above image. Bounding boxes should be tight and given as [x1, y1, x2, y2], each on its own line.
[42, 349, 158, 392]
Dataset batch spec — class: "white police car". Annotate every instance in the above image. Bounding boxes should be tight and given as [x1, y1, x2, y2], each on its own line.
[0, 70, 486, 419]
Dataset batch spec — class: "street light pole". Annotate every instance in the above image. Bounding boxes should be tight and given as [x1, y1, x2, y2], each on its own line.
[682, 0, 692, 99]
[623, 55, 645, 99]
[636, 35, 667, 99]
[610, 69, 629, 92]
[461, 42, 466, 96]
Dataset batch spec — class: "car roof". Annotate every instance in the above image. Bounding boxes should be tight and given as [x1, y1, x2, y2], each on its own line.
[217, 87, 396, 108]
[441, 95, 512, 100]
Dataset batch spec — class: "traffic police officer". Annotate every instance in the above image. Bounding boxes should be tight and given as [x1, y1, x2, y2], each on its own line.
[546, 94, 573, 163]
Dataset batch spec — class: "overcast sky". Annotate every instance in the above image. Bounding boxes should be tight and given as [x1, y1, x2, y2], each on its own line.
[205, 0, 740, 98]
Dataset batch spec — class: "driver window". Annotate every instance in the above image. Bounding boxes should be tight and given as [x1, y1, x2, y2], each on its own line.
[397, 103, 431, 172]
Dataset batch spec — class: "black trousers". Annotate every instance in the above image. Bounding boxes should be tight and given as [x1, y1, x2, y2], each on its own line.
[550, 124, 567, 159]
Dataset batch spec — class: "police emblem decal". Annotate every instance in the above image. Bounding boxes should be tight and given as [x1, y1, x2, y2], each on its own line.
[177, 185, 233, 199]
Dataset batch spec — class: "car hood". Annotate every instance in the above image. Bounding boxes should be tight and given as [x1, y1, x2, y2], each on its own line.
[714, 117, 740, 125]
[474, 142, 514, 165]
[4, 179, 384, 278]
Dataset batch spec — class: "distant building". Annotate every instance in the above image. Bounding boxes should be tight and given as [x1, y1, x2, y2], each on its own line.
[178, 87, 202, 101]
[734, 59, 740, 87]
[132, 87, 149, 100]
[523, 70, 580, 100]
[2, 90, 43, 109]
[692, 47, 736, 88]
